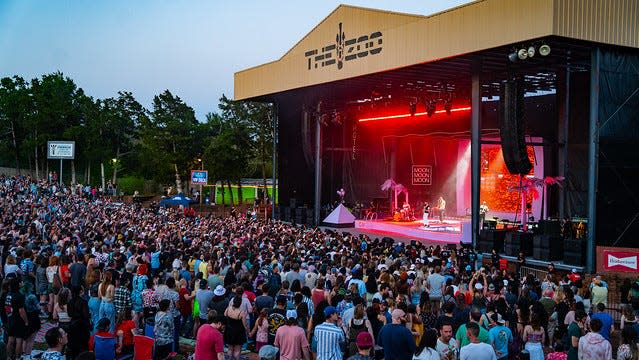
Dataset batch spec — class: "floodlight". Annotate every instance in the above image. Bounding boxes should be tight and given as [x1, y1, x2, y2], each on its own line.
[539, 44, 551, 56]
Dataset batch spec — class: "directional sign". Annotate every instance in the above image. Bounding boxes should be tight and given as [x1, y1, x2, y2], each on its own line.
[47, 141, 75, 159]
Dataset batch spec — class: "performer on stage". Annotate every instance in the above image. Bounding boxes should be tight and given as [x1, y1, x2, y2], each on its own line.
[422, 202, 430, 227]
[479, 201, 489, 228]
[436, 196, 446, 222]
[401, 201, 412, 221]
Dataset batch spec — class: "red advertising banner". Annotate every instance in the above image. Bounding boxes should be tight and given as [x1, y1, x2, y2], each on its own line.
[598, 247, 639, 273]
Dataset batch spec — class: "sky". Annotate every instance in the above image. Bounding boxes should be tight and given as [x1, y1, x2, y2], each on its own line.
[0, 0, 473, 121]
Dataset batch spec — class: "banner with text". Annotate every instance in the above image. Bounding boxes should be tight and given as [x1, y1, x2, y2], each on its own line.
[597, 246, 639, 274]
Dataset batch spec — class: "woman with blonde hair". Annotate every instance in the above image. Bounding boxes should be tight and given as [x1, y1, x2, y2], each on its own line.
[4, 255, 21, 276]
[410, 275, 424, 306]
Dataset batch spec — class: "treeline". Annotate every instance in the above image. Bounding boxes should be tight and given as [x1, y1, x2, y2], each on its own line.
[0, 72, 273, 202]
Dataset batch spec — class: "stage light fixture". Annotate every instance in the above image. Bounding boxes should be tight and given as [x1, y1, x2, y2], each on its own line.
[527, 46, 536, 58]
[444, 100, 452, 115]
[517, 48, 528, 60]
[357, 106, 471, 123]
[320, 113, 330, 126]
[508, 52, 518, 62]
[539, 44, 551, 56]
[426, 101, 436, 117]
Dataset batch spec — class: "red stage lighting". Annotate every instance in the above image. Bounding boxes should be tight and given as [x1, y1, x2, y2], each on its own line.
[357, 106, 471, 123]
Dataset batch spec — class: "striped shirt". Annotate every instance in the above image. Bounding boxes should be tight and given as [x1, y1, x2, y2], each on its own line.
[314, 321, 345, 360]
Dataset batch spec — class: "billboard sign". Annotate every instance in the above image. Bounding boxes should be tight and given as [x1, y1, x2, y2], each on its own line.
[191, 170, 208, 185]
[47, 141, 75, 159]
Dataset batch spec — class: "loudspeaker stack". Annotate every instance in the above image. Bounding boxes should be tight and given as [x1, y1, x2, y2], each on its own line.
[478, 229, 506, 253]
[504, 231, 533, 256]
[563, 238, 586, 266]
[532, 234, 563, 261]
[499, 80, 533, 175]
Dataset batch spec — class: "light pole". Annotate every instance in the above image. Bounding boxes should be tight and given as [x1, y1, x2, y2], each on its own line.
[197, 158, 203, 205]
[111, 158, 118, 196]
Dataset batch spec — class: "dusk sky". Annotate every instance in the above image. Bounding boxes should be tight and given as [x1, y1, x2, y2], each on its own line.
[0, 0, 472, 121]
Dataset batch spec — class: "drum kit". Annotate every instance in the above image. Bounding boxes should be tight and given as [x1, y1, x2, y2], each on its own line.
[393, 203, 415, 222]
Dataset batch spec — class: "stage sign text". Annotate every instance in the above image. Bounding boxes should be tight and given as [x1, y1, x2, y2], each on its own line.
[412, 165, 432, 186]
[305, 22, 382, 71]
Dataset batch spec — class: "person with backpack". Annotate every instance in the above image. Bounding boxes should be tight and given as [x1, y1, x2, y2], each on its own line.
[268, 266, 282, 299]
[345, 304, 374, 357]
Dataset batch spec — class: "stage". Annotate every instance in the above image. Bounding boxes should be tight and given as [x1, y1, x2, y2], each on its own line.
[355, 218, 472, 245]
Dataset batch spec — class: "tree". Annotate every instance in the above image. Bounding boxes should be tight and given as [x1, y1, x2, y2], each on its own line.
[215, 95, 273, 205]
[29, 72, 84, 181]
[0, 76, 31, 173]
[140, 90, 201, 193]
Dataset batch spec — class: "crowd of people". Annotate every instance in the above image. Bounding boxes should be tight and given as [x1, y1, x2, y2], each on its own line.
[0, 174, 636, 360]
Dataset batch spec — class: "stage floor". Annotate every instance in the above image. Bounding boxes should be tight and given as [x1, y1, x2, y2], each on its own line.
[355, 218, 472, 245]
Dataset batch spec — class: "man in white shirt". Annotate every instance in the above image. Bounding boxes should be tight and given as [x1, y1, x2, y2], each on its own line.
[436, 321, 459, 360]
[460, 323, 496, 360]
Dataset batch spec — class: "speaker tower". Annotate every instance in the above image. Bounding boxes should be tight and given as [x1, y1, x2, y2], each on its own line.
[499, 80, 532, 174]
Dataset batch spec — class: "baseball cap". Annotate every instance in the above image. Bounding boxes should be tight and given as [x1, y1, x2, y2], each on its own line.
[571, 268, 577, 273]
[356, 332, 374, 348]
[391, 309, 406, 321]
[286, 310, 297, 320]
[324, 306, 338, 317]
[474, 283, 484, 290]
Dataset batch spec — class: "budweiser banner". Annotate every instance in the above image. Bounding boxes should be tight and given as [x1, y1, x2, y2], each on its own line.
[598, 247, 639, 273]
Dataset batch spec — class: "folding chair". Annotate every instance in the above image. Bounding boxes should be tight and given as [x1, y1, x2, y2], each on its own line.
[95, 335, 133, 360]
[133, 335, 154, 360]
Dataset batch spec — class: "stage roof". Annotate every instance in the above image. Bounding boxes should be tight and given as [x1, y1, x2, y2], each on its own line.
[234, 0, 638, 102]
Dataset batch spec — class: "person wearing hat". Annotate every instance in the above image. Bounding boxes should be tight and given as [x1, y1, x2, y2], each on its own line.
[314, 306, 346, 360]
[274, 310, 310, 360]
[347, 331, 374, 360]
[488, 313, 512, 360]
[377, 309, 416, 360]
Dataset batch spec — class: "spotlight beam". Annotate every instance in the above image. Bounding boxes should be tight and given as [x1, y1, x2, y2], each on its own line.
[358, 106, 471, 123]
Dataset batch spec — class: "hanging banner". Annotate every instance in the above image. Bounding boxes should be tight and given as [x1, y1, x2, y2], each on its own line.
[597, 246, 639, 273]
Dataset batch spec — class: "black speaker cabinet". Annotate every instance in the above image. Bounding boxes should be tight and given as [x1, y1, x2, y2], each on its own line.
[499, 80, 532, 175]
[479, 229, 506, 253]
[563, 238, 586, 266]
[504, 231, 533, 257]
[533, 234, 563, 261]
[538, 220, 561, 236]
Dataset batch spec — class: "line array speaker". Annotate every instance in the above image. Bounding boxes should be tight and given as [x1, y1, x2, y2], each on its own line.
[499, 80, 533, 175]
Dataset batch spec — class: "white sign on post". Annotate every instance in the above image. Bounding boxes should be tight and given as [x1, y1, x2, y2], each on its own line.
[47, 141, 75, 159]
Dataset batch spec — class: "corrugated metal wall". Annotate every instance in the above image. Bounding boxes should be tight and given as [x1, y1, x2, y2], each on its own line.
[235, 0, 639, 101]
[554, 0, 639, 48]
